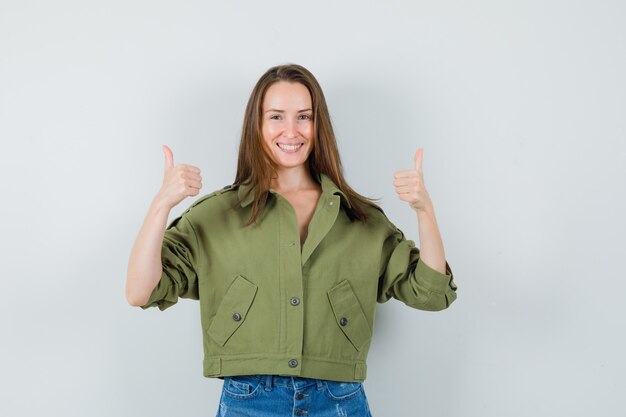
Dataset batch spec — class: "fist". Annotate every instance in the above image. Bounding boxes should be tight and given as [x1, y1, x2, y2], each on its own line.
[393, 148, 432, 212]
[157, 144, 203, 210]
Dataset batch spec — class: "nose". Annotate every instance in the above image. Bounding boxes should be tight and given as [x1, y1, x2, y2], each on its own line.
[284, 117, 298, 139]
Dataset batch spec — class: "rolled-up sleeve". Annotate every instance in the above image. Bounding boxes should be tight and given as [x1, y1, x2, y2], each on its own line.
[140, 213, 200, 311]
[377, 224, 457, 311]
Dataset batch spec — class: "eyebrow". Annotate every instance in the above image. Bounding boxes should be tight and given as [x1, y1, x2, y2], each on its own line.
[264, 108, 312, 113]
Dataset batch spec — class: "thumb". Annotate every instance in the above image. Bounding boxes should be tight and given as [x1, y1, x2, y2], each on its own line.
[414, 147, 423, 172]
[162, 144, 174, 171]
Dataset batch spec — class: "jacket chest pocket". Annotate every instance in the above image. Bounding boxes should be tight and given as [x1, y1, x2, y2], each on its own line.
[327, 280, 372, 352]
[207, 274, 258, 347]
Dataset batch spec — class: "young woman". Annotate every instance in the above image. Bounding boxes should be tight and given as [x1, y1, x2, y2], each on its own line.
[126, 63, 458, 416]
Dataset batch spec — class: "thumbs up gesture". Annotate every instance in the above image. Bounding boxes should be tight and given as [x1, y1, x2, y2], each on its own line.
[156, 144, 203, 210]
[393, 148, 432, 213]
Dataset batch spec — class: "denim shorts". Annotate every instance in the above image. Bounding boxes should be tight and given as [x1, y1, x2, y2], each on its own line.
[216, 374, 373, 416]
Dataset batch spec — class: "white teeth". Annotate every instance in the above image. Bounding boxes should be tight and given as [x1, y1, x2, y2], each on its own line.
[278, 143, 303, 151]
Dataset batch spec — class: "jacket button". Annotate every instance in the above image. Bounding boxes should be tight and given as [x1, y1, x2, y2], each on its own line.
[295, 392, 308, 399]
[288, 359, 298, 368]
[339, 317, 348, 326]
[295, 410, 307, 415]
[232, 312, 241, 321]
[290, 297, 300, 306]
[329, 201, 334, 206]
[288, 241, 295, 246]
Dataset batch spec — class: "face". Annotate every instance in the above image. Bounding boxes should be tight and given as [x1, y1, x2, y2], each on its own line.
[261, 81, 314, 172]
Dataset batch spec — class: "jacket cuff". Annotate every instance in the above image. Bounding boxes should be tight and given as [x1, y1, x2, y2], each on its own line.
[414, 258, 455, 294]
[139, 273, 179, 311]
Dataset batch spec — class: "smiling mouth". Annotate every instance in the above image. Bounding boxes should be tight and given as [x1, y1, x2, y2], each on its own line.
[276, 143, 304, 153]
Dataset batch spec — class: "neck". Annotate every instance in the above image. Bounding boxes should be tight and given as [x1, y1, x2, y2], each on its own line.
[271, 166, 316, 192]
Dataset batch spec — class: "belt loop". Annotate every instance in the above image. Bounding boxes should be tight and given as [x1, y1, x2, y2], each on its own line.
[316, 379, 323, 390]
[264, 374, 273, 391]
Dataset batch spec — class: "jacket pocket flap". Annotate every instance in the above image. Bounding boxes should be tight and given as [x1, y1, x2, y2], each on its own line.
[208, 274, 258, 347]
[327, 280, 372, 352]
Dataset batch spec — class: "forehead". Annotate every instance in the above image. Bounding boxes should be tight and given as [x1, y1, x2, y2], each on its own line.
[262, 81, 311, 109]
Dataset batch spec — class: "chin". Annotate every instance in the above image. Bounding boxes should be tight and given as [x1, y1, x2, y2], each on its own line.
[276, 160, 308, 169]
[271, 148, 312, 168]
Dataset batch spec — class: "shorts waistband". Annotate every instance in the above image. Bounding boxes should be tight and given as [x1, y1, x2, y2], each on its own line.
[261, 374, 324, 391]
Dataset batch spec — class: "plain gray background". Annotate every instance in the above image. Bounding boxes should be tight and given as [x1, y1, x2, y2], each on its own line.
[1, 0, 624, 416]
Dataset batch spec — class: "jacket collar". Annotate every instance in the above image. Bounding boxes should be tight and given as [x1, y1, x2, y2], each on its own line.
[237, 172, 351, 209]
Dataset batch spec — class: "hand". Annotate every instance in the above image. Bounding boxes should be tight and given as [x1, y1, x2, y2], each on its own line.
[155, 144, 202, 210]
[393, 147, 432, 213]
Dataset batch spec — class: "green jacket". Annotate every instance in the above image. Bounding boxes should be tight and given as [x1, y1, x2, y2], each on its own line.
[139, 173, 458, 382]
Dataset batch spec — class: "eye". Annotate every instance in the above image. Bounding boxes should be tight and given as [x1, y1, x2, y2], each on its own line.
[299, 114, 312, 120]
[270, 115, 281, 120]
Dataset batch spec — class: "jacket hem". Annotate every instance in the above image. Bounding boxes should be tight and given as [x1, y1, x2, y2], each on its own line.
[202, 355, 367, 382]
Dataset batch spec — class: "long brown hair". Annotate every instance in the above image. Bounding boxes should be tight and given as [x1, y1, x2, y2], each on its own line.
[232, 63, 381, 226]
